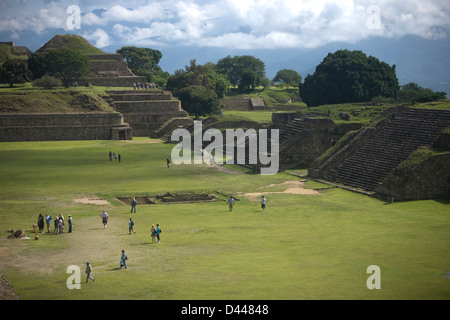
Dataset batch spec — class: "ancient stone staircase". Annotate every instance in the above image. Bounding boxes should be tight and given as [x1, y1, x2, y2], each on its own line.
[279, 117, 304, 143]
[159, 122, 195, 143]
[323, 108, 450, 192]
[107, 90, 189, 137]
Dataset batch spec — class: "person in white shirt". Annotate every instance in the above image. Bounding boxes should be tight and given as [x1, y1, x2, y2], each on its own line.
[100, 210, 108, 228]
[261, 196, 266, 211]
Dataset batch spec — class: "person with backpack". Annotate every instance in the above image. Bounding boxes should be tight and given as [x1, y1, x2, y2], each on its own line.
[151, 225, 157, 243]
[156, 224, 161, 243]
[130, 197, 137, 213]
[129, 218, 136, 234]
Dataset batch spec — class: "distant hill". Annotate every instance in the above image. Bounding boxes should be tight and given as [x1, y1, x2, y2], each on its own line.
[35, 34, 106, 55]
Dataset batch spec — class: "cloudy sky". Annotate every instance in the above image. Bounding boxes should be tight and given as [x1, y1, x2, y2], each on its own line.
[1, 0, 450, 92]
[1, 0, 449, 49]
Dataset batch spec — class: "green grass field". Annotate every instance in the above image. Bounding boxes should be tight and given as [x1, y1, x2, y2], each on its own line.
[0, 138, 449, 300]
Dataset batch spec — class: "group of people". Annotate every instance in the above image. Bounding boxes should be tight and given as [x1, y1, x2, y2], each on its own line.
[37, 213, 73, 234]
[86, 248, 128, 282]
[227, 195, 266, 211]
[109, 151, 121, 162]
[133, 82, 158, 90]
[100, 208, 161, 243]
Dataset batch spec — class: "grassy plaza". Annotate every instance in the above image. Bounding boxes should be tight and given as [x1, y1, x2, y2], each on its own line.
[0, 137, 448, 300]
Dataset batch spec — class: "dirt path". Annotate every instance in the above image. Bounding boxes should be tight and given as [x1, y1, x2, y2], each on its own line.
[245, 180, 319, 201]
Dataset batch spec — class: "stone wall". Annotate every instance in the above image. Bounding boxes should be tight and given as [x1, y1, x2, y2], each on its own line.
[74, 76, 147, 88]
[73, 53, 147, 87]
[377, 152, 450, 200]
[279, 117, 338, 169]
[221, 97, 251, 110]
[0, 113, 132, 141]
[113, 100, 182, 113]
[272, 112, 302, 128]
[107, 90, 189, 137]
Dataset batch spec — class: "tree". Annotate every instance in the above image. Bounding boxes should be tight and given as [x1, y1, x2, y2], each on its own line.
[116, 46, 167, 83]
[32, 75, 62, 89]
[0, 59, 30, 87]
[175, 85, 220, 119]
[273, 69, 302, 86]
[299, 50, 399, 106]
[167, 60, 229, 99]
[27, 53, 48, 80]
[396, 82, 446, 103]
[43, 49, 90, 87]
[215, 55, 266, 91]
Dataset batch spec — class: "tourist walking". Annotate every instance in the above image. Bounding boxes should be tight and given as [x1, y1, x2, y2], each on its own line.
[109, 151, 112, 161]
[228, 196, 235, 211]
[100, 210, 108, 228]
[166, 157, 171, 168]
[151, 225, 157, 243]
[130, 197, 137, 213]
[119, 250, 127, 269]
[85, 262, 95, 282]
[45, 214, 52, 233]
[129, 218, 136, 234]
[261, 196, 266, 211]
[118, 153, 121, 163]
[156, 224, 161, 243]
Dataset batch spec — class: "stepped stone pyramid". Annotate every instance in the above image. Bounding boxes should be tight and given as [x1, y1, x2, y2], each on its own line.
[107, 90, 189, 137]
[36, 35, 146, 87]
[309, 107, 450, 198]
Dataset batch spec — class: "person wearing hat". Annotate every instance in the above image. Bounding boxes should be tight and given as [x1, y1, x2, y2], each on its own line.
[85, 262, 94, 282]
[68, 215, 73, 233]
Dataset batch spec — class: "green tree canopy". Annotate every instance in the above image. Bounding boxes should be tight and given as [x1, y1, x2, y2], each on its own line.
[116, 46, 168, 84]
[215, 55, 266, 91]
[167, 60, 229, 99]
[174, 85, 220, 119]
[0, 59, 31, 87]
[299, 50, 399, 106]
[273, 69, 302, 86]
[397, 82, 446, 103]
[27, 52, 48, 80]
[43, 49, 90, 87]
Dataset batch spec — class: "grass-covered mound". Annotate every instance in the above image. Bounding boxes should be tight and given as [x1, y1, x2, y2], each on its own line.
[36, 34, 106, 55]
[0, 88, 115, 113]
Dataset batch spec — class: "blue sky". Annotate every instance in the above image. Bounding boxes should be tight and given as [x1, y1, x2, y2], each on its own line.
[1, 0, 450, 93]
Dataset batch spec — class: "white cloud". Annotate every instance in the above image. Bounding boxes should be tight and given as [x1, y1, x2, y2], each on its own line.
[83, 28, 111, 48]
[0, 0, 449, 49]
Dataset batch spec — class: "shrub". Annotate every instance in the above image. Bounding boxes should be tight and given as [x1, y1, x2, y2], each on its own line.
[32, 75, 62, 89]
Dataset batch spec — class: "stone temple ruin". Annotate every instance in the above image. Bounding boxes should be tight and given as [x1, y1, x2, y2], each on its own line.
[236, 105, 450, 201]
[1, 35, 449, 201]
[0, 35, 192, 141]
